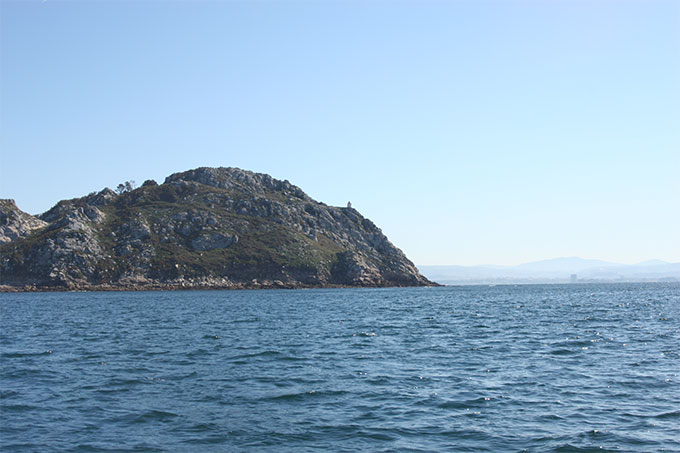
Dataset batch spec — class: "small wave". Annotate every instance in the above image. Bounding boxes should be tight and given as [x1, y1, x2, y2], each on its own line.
[1, 368, 58, 379]
[186, 348, 212, 358]
[278, 355, 307, 362]
[227, 350, 282, 361]
[180, 435, 230, 445]
[653, 410, 680, 419]
[262, 389, 347, 402]
[138, 410, 179, 421]
[553, 339, 592, 348]
[104, 377, 146, 387]
[72, 443, 153, 452]
[0, 390, 20, 400]
[114, 409, 179, 425]
[361, 430, 397, 441]
[0, 403, 36, 412]
[552, 443, 618, 452]
[549, 349, 577, 356]
[2, 444, 42, 452]
[438, 397, 493, 409]
[143, 350, 170, 356]
[1, 350, 52, 358]
[96, 387, 133, 395]
[180, 422, 221, 433]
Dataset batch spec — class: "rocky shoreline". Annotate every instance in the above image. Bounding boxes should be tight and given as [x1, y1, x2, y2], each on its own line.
[0, 281, 438, 293]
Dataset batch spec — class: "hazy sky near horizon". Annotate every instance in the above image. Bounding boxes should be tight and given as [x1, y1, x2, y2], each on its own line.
[1, 0, 678, 265]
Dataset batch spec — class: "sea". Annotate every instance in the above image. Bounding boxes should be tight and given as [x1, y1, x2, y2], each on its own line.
[1, 283, 678, 452]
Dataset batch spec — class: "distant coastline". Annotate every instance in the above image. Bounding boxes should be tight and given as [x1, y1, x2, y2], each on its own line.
[418, 257, 680, 286]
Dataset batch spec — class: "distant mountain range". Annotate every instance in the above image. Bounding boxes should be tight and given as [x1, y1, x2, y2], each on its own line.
[418, 257, 680, 284]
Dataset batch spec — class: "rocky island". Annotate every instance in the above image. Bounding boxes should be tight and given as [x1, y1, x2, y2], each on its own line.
[0, 167, 434, 291]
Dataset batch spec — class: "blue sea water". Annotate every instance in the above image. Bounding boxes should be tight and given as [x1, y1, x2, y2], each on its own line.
[1, 283, 679, 452]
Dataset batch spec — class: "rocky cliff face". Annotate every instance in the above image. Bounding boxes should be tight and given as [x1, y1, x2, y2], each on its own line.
[0, 167, 434, 290]
[0, 199, 48, 244]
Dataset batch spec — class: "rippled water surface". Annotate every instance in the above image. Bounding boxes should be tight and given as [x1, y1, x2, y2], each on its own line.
[1, 284, 679, 452]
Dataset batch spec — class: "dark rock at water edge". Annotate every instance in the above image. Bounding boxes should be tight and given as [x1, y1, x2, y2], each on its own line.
[0, 167, 435, 291]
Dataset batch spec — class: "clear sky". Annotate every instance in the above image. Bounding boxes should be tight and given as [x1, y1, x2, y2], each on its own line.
[1, 0, 678, 266]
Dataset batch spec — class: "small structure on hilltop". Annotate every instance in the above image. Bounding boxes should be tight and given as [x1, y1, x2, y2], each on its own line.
[347, 201, 352, 209]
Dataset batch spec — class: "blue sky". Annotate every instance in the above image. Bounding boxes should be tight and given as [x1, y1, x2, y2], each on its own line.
[1, 0, 678, 265]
